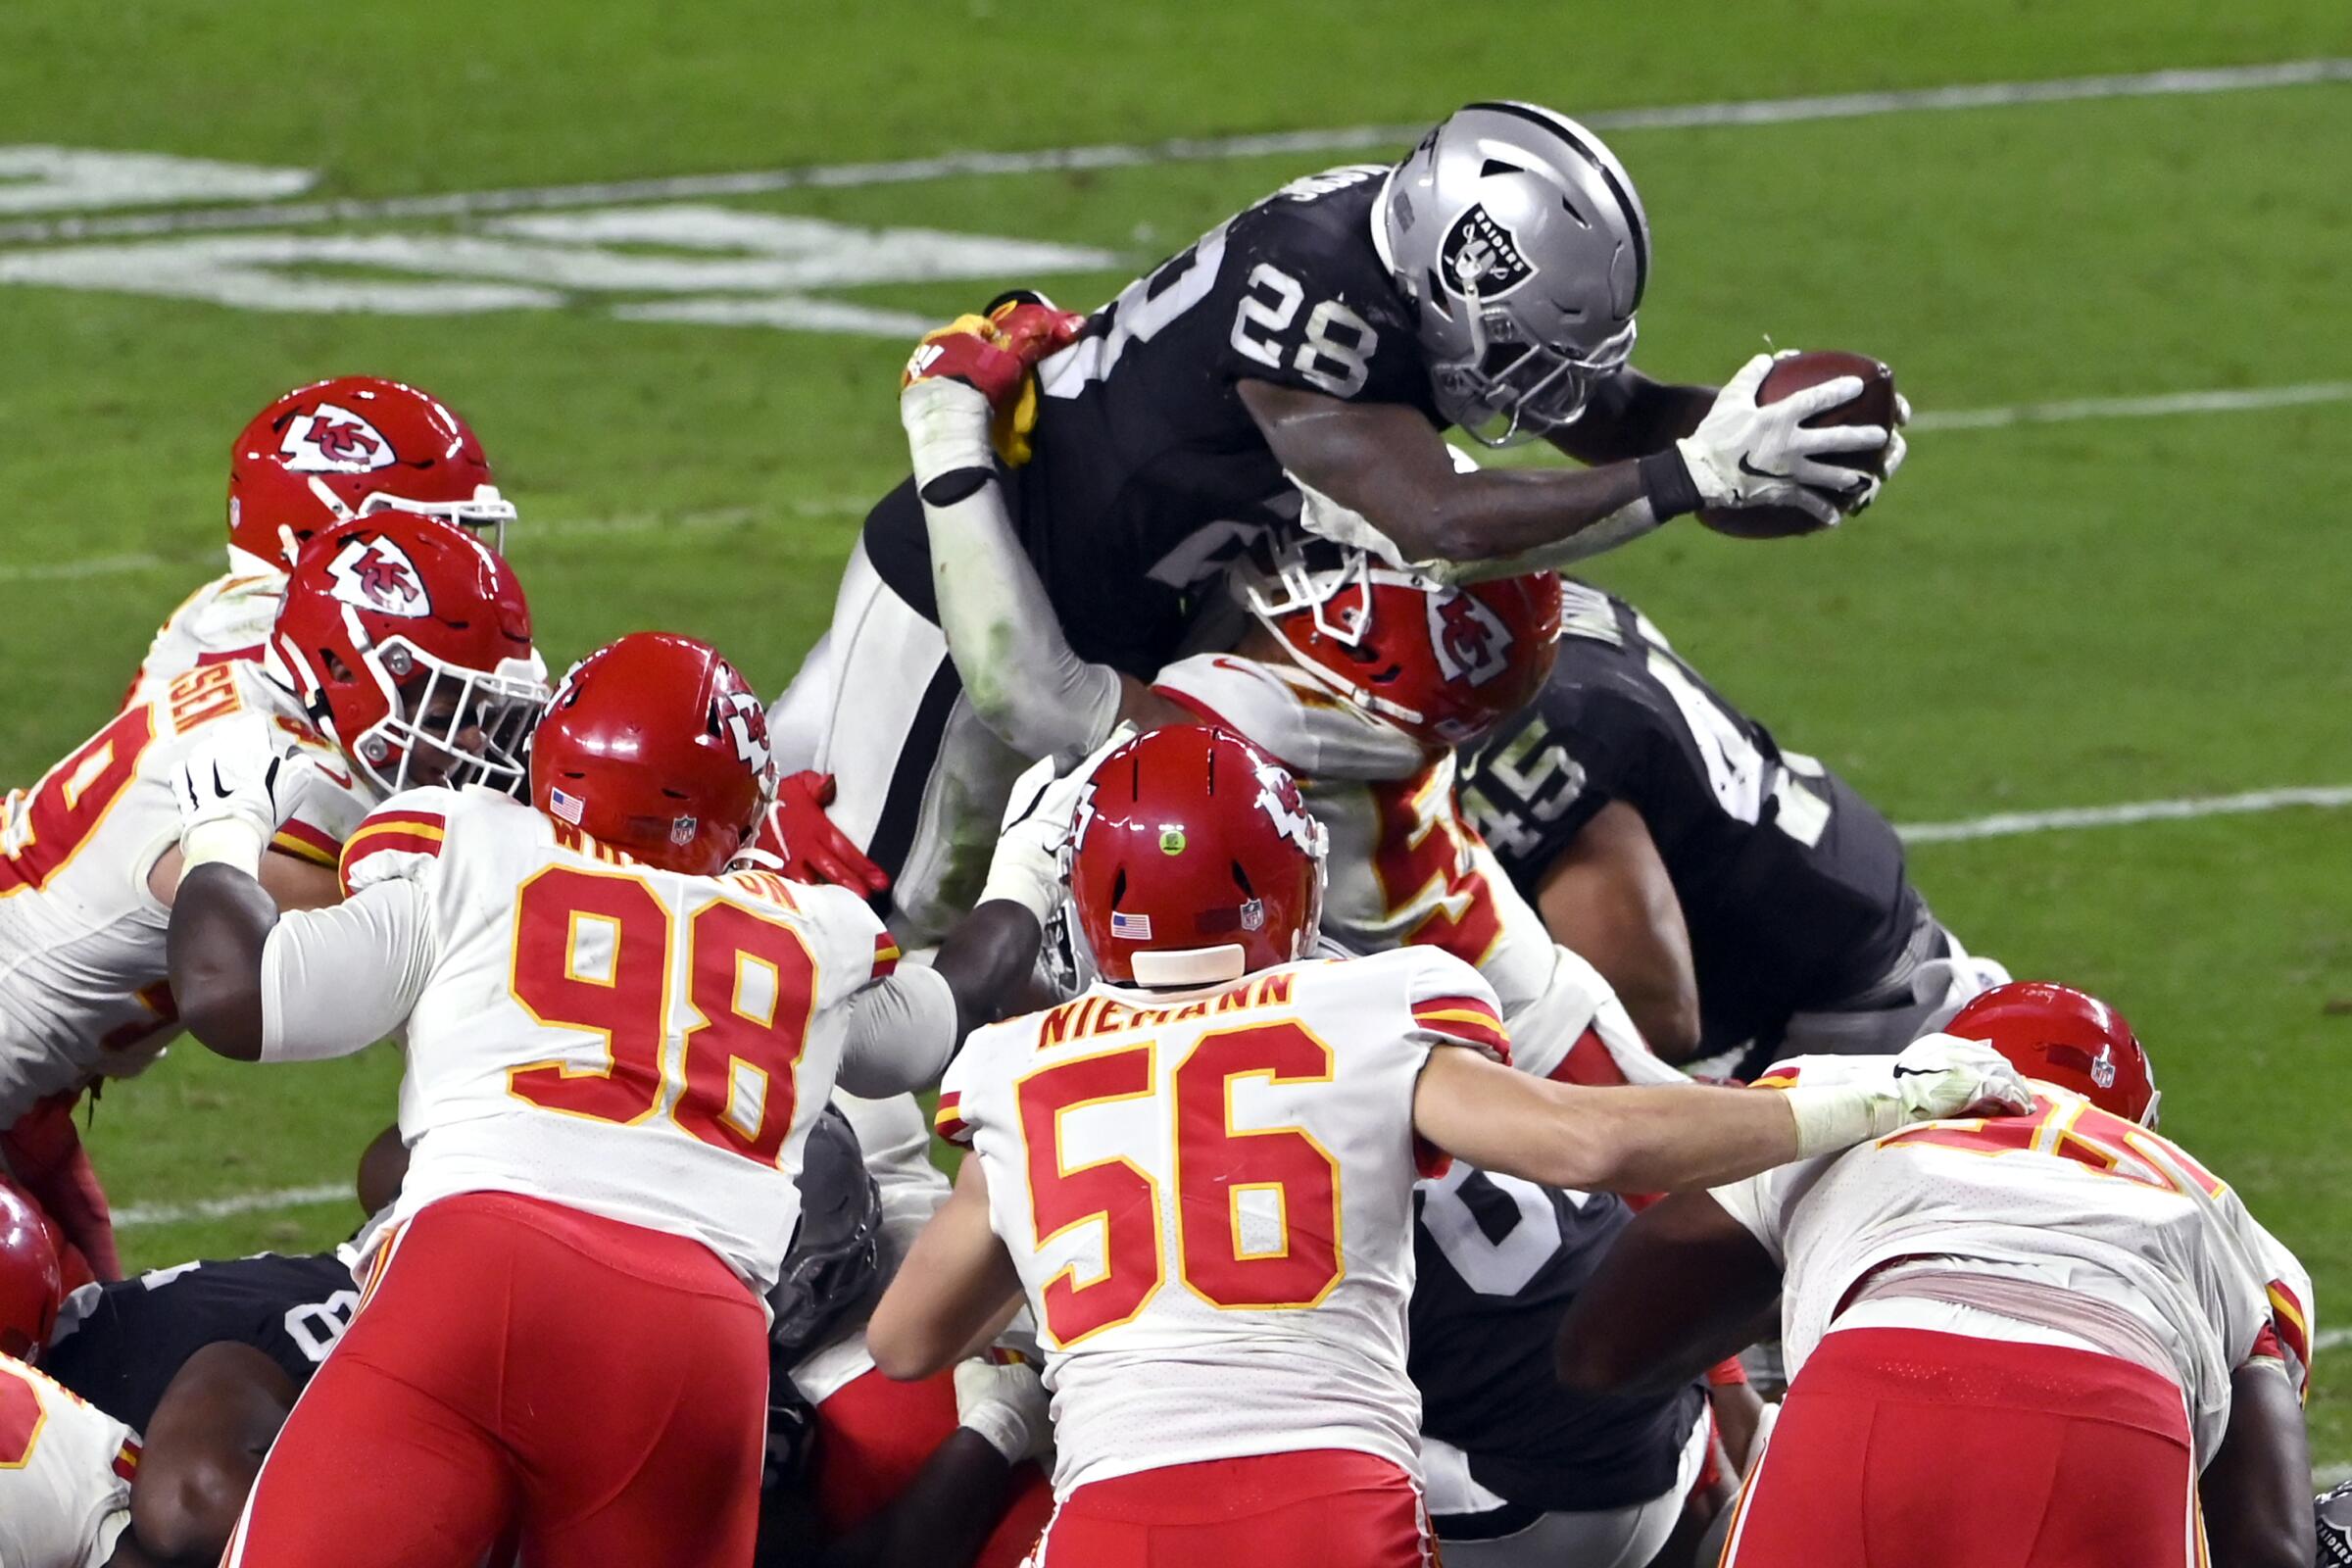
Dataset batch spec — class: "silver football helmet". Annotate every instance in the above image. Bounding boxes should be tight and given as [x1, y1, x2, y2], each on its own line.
[1381, 102, 1650, 446]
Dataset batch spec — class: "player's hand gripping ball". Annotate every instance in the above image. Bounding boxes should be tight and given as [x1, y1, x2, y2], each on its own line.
[1693, 350, 1900, 537]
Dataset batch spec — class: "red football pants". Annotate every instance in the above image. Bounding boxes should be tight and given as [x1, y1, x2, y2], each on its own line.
[1035, 1449, 1431, 1568]
[223, 1192, 770, 1568]
[811, 1364, 1054, 1566]
[1722, 1327, 2198, 1568]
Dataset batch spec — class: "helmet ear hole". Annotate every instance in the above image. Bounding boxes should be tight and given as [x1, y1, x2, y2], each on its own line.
[321, 649, 356, 682]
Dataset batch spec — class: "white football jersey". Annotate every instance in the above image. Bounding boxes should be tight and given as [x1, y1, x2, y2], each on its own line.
[0, 1353, 137, 1568]
[1712, 1057, 2316, 1464]
[1153, 653, 1675, 1087]
[123, 562, 284, 706]
[331, 787, 904, 1293]
[0, 664, 370, 1125]
[938, 946, 1510, 1494]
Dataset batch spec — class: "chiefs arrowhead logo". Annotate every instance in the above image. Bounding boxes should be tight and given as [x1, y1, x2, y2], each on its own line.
[713, 688, 775, 786]
[1250, 757, 1324, 858]
[1425, 589, 1513, 689]
[323, 535, 432, 619]
[279, 403, 396, 474]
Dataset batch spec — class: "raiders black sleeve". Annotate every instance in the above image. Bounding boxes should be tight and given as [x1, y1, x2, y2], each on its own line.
[1456, 580, 1920, 1058]
[1411, 1166, 1704, 1516]
[42, 1251, 358, 1430]
[862, 163, 1442, 678]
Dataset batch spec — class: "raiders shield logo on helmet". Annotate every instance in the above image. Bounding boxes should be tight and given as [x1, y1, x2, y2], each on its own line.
[323, 534, 433, 619]
[1426, 588, 1513, 688]
[278, 403, 397, 473]
[1438, 205, 1536, 302]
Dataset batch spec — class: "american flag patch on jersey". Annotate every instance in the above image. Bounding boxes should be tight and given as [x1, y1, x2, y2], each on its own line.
[548, 786, 586, 825]
[1110, 910, 1152, 940]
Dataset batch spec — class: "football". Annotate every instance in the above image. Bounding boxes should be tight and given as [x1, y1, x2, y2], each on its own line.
[1696, 350, 1898, 538]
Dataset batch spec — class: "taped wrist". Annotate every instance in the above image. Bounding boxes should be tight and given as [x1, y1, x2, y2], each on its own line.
[1639, 448, 1705, 520]
[901, 377, 998, 487]
[1779, 1084, 1903, 1159]
[979, 829, 1064, 921]
[179, 818, 268, 879]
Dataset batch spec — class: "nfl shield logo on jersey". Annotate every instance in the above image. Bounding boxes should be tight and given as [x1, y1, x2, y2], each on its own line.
[323, 534, 433, 618]
[1425, 588, 1512, 688]
[277, 403, 397, 473]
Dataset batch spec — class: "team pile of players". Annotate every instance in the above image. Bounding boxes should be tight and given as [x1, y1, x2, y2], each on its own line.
[0, 101, 2332, 1568]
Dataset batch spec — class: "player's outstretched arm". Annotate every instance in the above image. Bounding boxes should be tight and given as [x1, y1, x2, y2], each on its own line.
[1543, 367, 1716, 466]
[1534, 801, 1703, 1062]
[166, 863, 282, 1061]
[2200, 1361, 2318, 1568]
[902, 307, 1157, 759]
[1551, 1190, 1783, 1397]
[1241, 354, 1885, 567]
[868, 1157, 1026, 1383]
[1241, 380, 1656, 566]
[1412, 1034, 2034, 1194]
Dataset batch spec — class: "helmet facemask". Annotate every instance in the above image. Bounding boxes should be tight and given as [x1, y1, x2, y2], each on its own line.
[1435, 285, 1638, 448]
[276, 601, 545, 802]
[354, 486, 514, 557]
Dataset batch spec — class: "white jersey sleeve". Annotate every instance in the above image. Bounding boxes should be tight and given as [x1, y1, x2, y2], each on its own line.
[0, 1354, 136, 1568]
[1152, 654, 1427, 780]
[259, 877, 437, 1061]
[125, 564, 284, 704]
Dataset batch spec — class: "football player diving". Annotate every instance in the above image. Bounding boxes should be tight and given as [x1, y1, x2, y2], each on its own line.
[767, 100, 1909, 941]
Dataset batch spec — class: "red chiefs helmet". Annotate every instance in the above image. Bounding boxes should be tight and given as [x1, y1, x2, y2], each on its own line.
[1248, 542, 1562, 750]
[531, 632, 779, 877]
[266, 513, 544, 800]
[0, 1178, 64, 1363]
[228, 376, 514, 570]
[1946, 982, 2159, 1126]
[1067, 725, 1327, 988]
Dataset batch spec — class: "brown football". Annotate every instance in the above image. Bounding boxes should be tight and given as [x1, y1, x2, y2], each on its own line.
[1696, 350, 1896, 538]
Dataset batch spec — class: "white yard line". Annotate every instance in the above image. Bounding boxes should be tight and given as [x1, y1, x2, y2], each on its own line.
[0, 502, 867, 585]
[112, 1183, 351, 1228]
[1908, 381, 2352, 431]
[1900, 785, 2352, 845]
[4, 375, 2341, 588]
[4, 58, 2345, 247]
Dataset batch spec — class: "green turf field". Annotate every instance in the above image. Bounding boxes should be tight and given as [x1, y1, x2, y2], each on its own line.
[4, 0, 2347, 1475]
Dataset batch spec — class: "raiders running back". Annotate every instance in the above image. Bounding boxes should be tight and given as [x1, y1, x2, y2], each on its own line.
[1413, 1165, 1703, 1527]
[1457, 581, 1942, 1066]
[863, 164, 1436, 682]
[43, 1250, 357, 1431]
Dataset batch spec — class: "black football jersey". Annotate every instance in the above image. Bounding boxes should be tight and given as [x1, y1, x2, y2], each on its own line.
[1411, 1165, 1703, 1513]
[1457, 581, 1919, 1058]
[863, 163, 1443, 678]
[43, 1250, 357, 1431]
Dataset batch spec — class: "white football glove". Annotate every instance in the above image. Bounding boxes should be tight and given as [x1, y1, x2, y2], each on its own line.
[1676, 352, 1889, 526]
[955, 1355, 1054, 1466]
[979, 723, 1137, 920]
[1780, 1034, 2034, 1157]
[172, 713, 318, 877]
